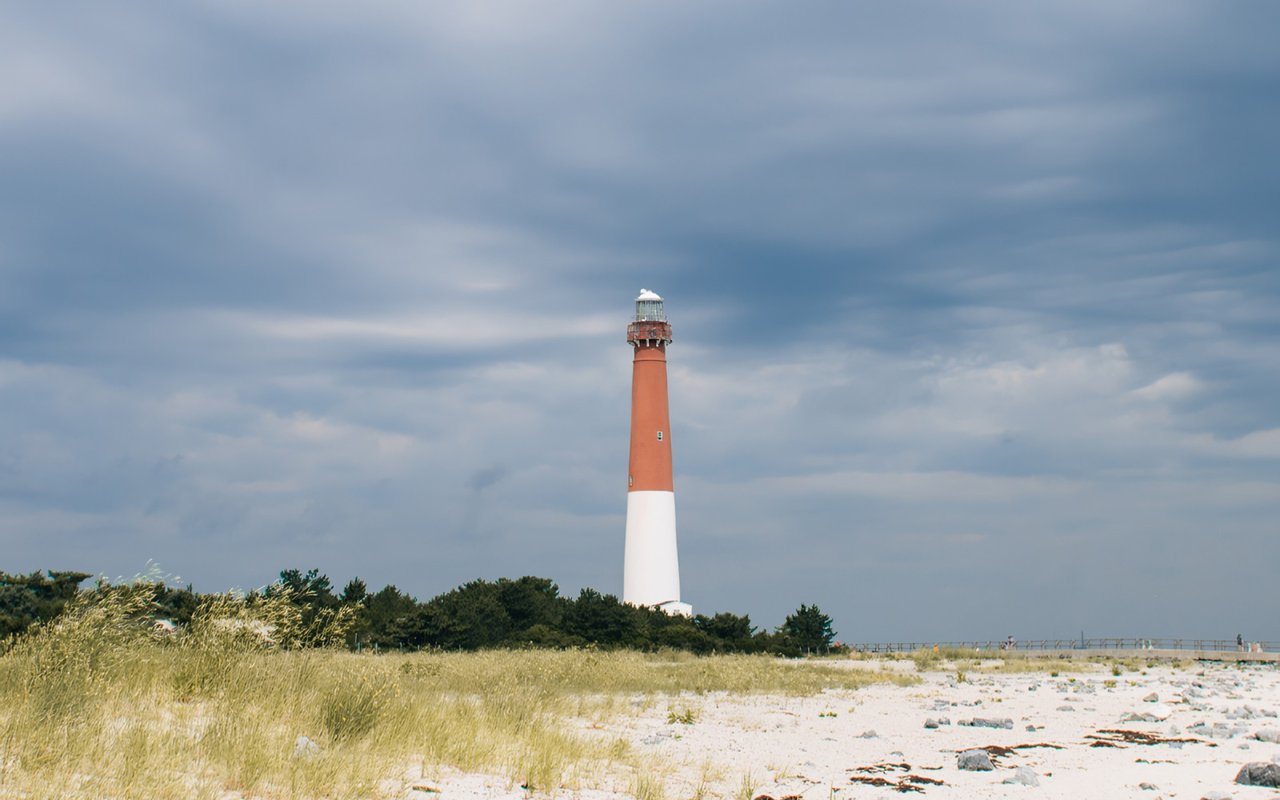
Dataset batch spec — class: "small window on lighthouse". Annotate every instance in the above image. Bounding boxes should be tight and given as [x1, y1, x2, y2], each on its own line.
[656, 430, 664, 441]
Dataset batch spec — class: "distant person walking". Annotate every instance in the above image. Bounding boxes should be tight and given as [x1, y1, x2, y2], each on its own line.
[1237, 633, 1244, 652]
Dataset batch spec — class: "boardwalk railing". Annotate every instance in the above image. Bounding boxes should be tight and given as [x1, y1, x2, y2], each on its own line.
[848, 638, 1277, 654]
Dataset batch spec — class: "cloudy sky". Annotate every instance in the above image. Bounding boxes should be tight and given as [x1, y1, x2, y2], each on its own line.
[3, 2, 1277, 642]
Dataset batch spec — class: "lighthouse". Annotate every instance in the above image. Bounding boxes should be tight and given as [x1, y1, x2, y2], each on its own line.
[624, 289, 692, 616]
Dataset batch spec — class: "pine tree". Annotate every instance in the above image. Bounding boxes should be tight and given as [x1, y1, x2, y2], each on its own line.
[782, 603, 835, 654]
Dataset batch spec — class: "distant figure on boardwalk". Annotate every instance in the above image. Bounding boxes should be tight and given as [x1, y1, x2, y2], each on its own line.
[1238, 633, 1245, 652]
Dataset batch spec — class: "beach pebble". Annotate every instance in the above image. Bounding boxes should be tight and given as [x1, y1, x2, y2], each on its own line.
[924, 718, 940, 729]
[1124, 705, 1173, 722]
[960, 717, 1014, 729]
[858, 729, 878, 738]
[1228, 705, 1277, 720]
[1190, 722, 1248, 739]
[1252, 729, 1280, 743]
[1140, 783, 1159, 791]
[1145, 693, 1160, 703]
[1236, 762, 1280, 787]
[1002, 767, 1039, 786]
[292, 735, 321, 758]
[957, 749, 994, 771]
[1057, 705, 1075, 712]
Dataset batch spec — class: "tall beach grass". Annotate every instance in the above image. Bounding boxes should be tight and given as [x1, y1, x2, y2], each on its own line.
[0, 584, 911, 799]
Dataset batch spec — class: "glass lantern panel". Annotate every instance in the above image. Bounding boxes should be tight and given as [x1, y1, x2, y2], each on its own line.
[635, 300, 666, 322]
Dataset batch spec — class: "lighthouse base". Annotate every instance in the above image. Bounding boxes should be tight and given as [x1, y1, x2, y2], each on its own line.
[623, 490, 686, 611]
[657, 600, 693, 617]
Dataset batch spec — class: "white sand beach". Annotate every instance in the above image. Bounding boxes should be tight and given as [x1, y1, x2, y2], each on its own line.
[406, 660, 1280, 800]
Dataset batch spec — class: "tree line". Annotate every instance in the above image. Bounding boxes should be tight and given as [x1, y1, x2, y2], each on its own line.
[0, 569, 840, 656]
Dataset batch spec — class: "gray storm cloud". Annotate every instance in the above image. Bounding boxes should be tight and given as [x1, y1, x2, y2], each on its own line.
[1, 1, 1277, 639]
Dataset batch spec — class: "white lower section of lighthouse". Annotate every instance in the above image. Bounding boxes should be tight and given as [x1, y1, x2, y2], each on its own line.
[623, 491, 692, 616]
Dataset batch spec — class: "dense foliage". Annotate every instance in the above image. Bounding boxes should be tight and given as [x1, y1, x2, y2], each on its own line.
[0, 570, 91, 638]
[0, 569, 841, 656]
[782, 603, 837, 654]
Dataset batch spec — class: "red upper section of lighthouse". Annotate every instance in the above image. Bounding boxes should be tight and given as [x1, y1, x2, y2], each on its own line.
[627, 290, 675, 493]
[627, 320, 672, 346]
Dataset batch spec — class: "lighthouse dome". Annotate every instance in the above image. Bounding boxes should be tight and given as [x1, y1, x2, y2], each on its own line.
[634, 289, 666, 322]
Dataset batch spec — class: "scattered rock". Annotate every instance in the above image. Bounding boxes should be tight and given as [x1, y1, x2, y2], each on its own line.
[1202, 792, 1233, 800]
[959, 717, 1014, 729]
[1002, 767, 1040, 787]
[1189, 722, 1249, 740]
[957, 749, 994, 771]
[924, 718, 940, 729]
[1227, 705, 1278, 720]
[1139, 783, 1159, 791]
[292, 735, 321, 758]
[858, 729, 879, 739]
[1252, 729, 1280, 744]
[1236, 762, 1280, 788]
[1057, 705, 1075, 712]
[1144, 693, 1160, 703]
[1124, 706, 1173, 722]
